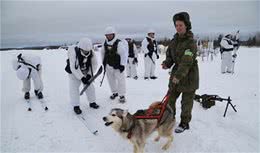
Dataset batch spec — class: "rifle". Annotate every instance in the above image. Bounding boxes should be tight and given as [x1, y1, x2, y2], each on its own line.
[194, 94, 237, 117]
[195, 94, 222, 102]
[145, 53, 155, 64]
[100, 65, 106, 87]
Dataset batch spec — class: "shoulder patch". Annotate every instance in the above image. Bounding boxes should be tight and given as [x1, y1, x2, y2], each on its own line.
[184, 49, 193, 56]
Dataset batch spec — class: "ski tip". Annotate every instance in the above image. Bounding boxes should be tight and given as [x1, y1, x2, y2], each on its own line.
[93, 130, 98, 135]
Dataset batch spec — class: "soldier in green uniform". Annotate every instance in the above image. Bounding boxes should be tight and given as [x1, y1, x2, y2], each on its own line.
[162, 12, 199, 133]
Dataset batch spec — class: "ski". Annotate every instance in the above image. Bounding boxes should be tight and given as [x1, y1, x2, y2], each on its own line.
[25, 99, 32, 111]
[24, 98, 48, 112]
[80, 66, 103, 95]
[77, 114, 98, 135]
[39, 98, 49, 111]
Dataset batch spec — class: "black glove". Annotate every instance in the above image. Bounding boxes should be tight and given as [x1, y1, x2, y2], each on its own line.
[81, 75, 91, 84]
[232, 54, 237, 58]
[118, 65, 125, 73]
[133, 58, 138, 64]
[156, 54, 159, 59]
[144, 53, 148, 57]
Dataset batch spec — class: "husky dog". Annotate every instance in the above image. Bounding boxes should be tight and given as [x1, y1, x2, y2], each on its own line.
[103, 101, 175, 153]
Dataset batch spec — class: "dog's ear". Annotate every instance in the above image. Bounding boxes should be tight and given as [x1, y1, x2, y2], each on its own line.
[123, 109, 128, 117]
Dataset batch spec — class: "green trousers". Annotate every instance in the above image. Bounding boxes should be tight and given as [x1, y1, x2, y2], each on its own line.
[168, 89, 195, 124]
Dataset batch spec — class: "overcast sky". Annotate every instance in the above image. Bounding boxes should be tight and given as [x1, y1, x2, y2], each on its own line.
[1, 0, 259, 48]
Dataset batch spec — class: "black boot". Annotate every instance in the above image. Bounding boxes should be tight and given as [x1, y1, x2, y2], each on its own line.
[150, 76, 158, 80]
[38, 92, 44, 99]
[74, 106, 82, 115]
[175, 122, 189, 133]
[24, 92, 30, 100]
[144, 77, 149, 80]
[34, 90, 44, 99]
[34, 90, 38, 96]
[89, 102, 99, 109]
[110, 93, 118, 100]
[133, 76, 138, 80]
[119, 96, 126, 103]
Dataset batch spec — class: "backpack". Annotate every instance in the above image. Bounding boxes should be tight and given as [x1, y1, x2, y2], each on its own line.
[195, 94, 216, 109]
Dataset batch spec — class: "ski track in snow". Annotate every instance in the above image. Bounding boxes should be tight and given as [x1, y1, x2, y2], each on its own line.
[1, 47, 259, 153]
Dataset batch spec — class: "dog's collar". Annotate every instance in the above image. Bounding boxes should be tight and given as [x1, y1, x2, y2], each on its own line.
[120, 113, 136, 139]
[124, 122, 135, 139]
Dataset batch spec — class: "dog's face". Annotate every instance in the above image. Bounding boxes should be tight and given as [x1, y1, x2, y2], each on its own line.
[103, 108, 128, 130]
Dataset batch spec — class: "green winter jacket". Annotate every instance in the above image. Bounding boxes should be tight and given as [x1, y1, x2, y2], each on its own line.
[163, 31, 199, 92]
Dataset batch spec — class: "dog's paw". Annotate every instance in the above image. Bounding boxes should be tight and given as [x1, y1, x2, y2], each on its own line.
[154, 136, 160, 142]
[162, 143, 171, 150]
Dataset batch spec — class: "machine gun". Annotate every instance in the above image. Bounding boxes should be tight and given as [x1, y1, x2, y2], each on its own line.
[194, 94, 237, 117]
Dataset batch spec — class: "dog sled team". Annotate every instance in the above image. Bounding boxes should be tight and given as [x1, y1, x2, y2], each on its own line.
[12, 11, 239, 153]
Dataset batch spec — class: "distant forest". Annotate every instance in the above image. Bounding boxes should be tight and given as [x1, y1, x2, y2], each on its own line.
[1, 32, 259, 51]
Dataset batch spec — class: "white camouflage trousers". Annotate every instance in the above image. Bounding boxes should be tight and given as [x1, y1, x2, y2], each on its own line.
[106, 65, 126, 96]
[221, 51, 233, 73]
[126, 58, 137, 78]
[69, 74, 96, 107]
[144, 54, 156, 78]
[22, 69, 43, 93]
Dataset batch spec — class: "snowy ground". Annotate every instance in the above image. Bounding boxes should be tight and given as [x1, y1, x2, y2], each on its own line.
[1, 47, 259, 153]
